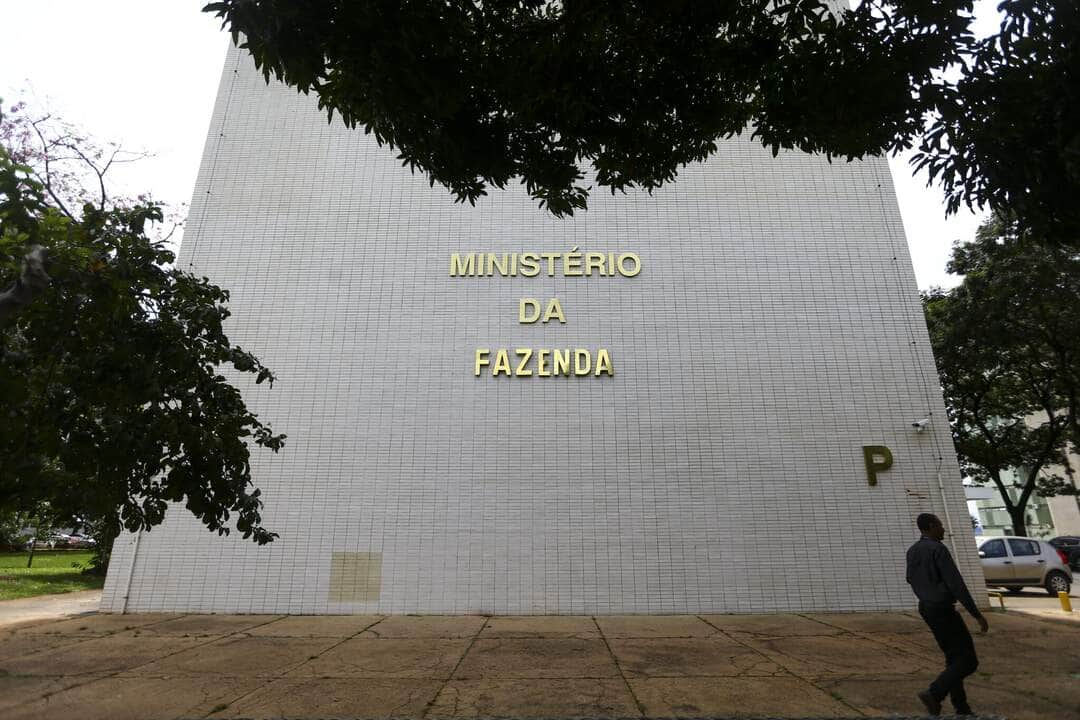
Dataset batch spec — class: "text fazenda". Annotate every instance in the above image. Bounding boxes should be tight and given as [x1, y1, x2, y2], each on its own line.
[475, 348, 614, 377]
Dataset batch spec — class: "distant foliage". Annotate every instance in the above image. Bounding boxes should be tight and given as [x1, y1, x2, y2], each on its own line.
[924, 215, 1080, 536]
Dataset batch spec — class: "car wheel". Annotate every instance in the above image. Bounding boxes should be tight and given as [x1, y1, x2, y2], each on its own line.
[1045, 571, 1071, 596]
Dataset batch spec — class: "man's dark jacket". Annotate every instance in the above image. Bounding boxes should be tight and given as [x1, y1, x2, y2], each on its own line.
[905, 536, 981, 617]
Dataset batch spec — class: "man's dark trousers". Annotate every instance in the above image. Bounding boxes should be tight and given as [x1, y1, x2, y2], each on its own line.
[919, 603, 979, 712]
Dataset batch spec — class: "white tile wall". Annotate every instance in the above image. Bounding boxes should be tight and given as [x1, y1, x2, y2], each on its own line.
[102, 44, 984, 614]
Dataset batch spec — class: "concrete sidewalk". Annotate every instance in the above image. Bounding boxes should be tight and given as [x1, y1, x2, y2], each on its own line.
[1, 610, 1077, 720]
[0, 589, 101, 629]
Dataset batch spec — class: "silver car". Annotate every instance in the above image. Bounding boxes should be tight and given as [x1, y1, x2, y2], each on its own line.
[977, 536, 1073, 595]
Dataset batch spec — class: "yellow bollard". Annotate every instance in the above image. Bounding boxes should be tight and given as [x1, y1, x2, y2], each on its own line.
[1059, 591, 1073, 613]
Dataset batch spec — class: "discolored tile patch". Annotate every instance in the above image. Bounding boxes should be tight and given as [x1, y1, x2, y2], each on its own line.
[453, 638, 619, 679]
[427, 679, 639, 718]
[3, 619, 57, 633]
[1002, 624, 1080, 664]
[609, 636, 783, 677]
[0, 676, 85, 713]
[978, 683, 1080, 720]
[0, 632, 92, 665]
[286, 637, 469, 679]
[740, 634, 925, 677]
[970, 671, 1080, 717]
[821, 674, 1080, 720]
[815, 673, 940, 717]
[210, 677, 441, 718]
[4, 675, 263, 720]
[360, 615, 487, 638]
[244, 614, 384, 638]
[884, 623, 1080, 680]
[133, 614, 283, 637]
[594, 615, 715, 638]
[480, 615, 599, 639]
[699, 613, 840, 637]
[6, 613, 182, 637]
[852, 630, 941, 661]
[6, 634, 204, 676]
[803, 611, 925, 634]
[966, 632, 1080, 676]
[127, 635, 338, 678]
[969, 610, 1050, 633]
[629, 676, 861, 717]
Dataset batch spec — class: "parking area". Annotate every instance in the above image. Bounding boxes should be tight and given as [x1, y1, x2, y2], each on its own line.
[986, 584, 1080, 621]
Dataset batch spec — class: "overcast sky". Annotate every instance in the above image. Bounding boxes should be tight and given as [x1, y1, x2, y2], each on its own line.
[1, 1, 1001, 290]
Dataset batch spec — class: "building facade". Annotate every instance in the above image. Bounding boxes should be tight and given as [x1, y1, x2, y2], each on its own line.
[971, 450, 1080, 538]
[101, 44, 983, 614]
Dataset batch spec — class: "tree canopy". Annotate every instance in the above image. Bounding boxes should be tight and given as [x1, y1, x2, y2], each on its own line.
[925, 215, 1080, 536]
[204, 0, 1079, 240]
[0, 106, 283, 564]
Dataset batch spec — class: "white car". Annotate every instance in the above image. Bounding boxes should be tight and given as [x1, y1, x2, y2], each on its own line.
[977, 536, 1073, 595]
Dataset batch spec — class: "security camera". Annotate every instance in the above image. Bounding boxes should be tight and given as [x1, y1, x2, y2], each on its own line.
[911, 418, 930, 432]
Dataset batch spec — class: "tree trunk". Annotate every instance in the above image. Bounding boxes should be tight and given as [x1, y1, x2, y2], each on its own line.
[990, 472, 1026, 536]
[87, 514, 120, 575]
[1009, 506, 1028, 537]
[26, 543, 35, 568]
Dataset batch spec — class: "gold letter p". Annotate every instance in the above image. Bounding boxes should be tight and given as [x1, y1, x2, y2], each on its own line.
[862, 446, 893, 486]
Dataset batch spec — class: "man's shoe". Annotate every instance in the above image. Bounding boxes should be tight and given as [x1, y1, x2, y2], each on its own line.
[917, 689, 942, 716]
[954, 708, 974, 717]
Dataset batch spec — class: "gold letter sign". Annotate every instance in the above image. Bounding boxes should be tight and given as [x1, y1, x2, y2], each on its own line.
[862, 445, 893, 486]
[454, 249, 639, 378]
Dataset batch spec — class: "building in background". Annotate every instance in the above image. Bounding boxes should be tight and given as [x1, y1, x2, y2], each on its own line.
[101, 43, 983, 615]
[968, 449, 1080, 538]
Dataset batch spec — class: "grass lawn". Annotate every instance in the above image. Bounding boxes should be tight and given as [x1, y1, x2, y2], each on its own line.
[0, 551, 104, 601]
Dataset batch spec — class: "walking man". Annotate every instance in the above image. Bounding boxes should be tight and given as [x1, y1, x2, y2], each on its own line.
[906, 512, 988, 716]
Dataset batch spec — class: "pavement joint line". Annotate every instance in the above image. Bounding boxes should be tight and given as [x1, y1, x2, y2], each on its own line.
[593, 615, 646, 718]
[790, 613, 933, 663]
[357, 614, 393, 638]
[419, 614, 491, 719]
[239, 613, 290, 633]
[696, 615, 869, 719]
[4, 607, 179, 640]
[195, 614, 389, 719]
[3, 613, 288, 715]
[739, 629, 862, 714]
[2, 627, 103, 655]
[789, 613, 865, 634]
[817, 629, 937, 665]
[5, 612, 1076, 717]
[723, 633, 843, 641]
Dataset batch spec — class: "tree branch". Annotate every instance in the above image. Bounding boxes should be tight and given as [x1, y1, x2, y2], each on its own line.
[66, 143, 109, 212]
[28, 117, 74, 219]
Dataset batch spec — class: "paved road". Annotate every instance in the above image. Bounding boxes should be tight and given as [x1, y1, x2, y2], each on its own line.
[0, 590, 101, 629]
